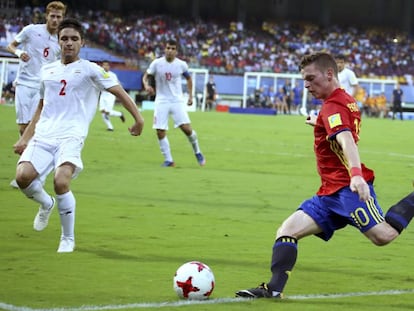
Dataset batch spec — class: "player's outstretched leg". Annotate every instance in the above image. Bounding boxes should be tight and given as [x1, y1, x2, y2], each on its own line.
[19, 179, 55, 231]
[236, 236, 297, 299]
[186, 130, 205, 166]
[385, 192, 414, 233]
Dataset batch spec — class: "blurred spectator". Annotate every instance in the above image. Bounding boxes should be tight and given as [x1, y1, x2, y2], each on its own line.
[275, 86, 287, 114]
[3, 8, 414, 79]
[364, 94, 378, 117]
[262, 86, 276, 109]
[375, 92, 388, 118]
[2, 81, 15, 103]
[354, 86, 367, 111]
[291, 81, 302, 114]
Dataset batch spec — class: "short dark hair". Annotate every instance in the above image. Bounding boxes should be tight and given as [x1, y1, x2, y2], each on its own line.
[58, 18, 85, 39]
[166, 39, 180, 51]
[335, 54, 346, 61]
[166, 39, 177, 46]
[299, 52, 338, 76]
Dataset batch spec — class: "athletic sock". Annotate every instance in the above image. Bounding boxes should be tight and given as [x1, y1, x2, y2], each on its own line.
[159, 137, 173, 162]
[57, 191, 76, 239]
[187, 130, 201, 154]
[21, 179, 53, 209]
[109, 110, 122, 117]
[101, 112, 113, 130]
[385, 192, 414, 233]
[267, 236, 298, 293]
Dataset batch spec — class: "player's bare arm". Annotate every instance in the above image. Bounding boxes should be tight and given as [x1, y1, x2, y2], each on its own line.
[6, 40, 30, 62]
[335, 130, 370, 201]
[185, 75, 193, 106]
[107, 85, 144, 136]
[13, 100, 43, 155]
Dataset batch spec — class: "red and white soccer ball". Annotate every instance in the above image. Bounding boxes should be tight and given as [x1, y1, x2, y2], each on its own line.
[173, 261, 215, 300]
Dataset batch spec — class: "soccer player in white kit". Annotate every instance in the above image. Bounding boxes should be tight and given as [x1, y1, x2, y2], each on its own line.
[13, 18, 145, 253]
[142, 39, 205, 167]
[98, 60, 126, 131]
[7, 1, 66, 136]
[7, 1, 66, 189]
[336, 54, 359, 97]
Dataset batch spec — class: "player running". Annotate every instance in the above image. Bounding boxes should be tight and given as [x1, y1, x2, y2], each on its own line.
[142, 39, 205, 167]
[13, 18, 144, 253]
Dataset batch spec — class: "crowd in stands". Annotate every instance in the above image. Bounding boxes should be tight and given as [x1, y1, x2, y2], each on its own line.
[245, 82, 395, 118]
[1, 7, 414, 81]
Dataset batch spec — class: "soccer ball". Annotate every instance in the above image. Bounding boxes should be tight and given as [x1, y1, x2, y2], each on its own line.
[173, 261, 215, 300]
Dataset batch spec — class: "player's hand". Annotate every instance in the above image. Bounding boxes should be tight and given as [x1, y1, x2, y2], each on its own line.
[20, 52, 30, 62]
[128, 119, 144, 136]
[145, 85, 155, 96]
[305, 114, 317, 126]
[187, 97, 193, 106]
[350, 176, 370, 202]
[13, 139, 28, 155]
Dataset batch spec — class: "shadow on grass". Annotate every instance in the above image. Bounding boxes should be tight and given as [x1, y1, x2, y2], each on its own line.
[77, 247, 256, 267]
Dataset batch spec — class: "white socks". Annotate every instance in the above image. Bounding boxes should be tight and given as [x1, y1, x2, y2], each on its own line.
[21, 179, 53, 210]
[101, 112, 113, 130]
[57, 191, 76, 240]
[159, 137, 173, 162]
[187, 130, 201, 154]
[109, 110, 122, 117]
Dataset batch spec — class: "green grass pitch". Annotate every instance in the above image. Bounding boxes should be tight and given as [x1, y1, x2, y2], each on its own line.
[0, 103, 413, 311]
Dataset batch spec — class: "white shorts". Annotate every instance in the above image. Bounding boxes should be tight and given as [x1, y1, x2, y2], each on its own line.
[99, 92, 116, 112]
[18, 137, 85, 179]
[15, 84, 40, 124]
[153, 101, 191, 130]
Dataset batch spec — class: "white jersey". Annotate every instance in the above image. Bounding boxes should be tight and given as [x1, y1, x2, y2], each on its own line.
[14, 24, 60, 88]
[99, 70, 119, 105]
[146, 56, 189, 103]
[338, 67, 358, 96]
[36, 59, 118, 140]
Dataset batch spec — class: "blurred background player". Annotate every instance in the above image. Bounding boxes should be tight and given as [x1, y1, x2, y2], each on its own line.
[205, 75, 217, 111]
[392, 82, 404, 120]
[98, 60, 126, 131]
[142, 39, 205, 167]
[6, 1, 66, 188]
[336, 54, 359, 97]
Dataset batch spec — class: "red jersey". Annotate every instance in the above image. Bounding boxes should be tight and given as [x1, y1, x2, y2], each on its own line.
[314, 88, 375, 195]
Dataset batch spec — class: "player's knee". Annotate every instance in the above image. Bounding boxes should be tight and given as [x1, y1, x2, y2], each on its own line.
[370, 236, 390, 246]
[16, 163, 37, 188]
[53, 179, 69, 194]
[368, 230, 398, 246]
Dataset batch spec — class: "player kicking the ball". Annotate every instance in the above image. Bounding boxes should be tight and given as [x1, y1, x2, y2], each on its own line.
[142, 39, 205, 167]
[235, 52, 414, 299]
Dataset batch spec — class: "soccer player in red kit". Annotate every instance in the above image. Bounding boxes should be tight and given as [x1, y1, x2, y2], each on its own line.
[236, 52, 414, 299]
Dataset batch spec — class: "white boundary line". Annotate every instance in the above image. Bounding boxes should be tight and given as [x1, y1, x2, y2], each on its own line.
[1, 289, 413, 311]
